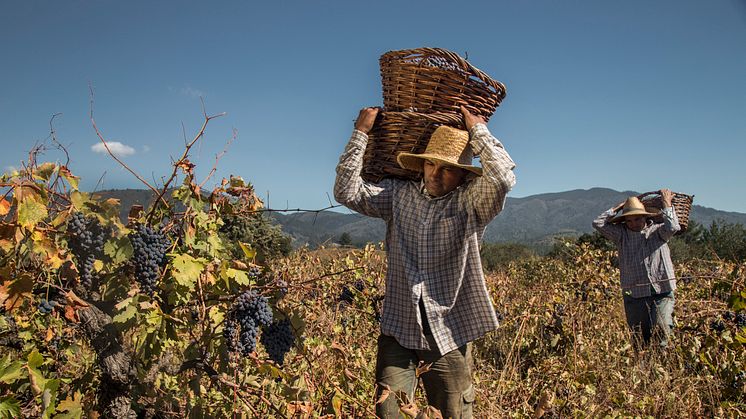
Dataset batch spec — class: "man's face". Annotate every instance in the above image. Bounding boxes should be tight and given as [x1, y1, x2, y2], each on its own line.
[423, 160, 467, 197]
[624, 215, 647, 232]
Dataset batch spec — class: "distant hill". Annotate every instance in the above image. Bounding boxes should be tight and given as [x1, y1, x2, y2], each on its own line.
[92, 188, 746, 249]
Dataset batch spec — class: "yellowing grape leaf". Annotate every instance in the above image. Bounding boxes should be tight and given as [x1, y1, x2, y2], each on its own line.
[238, 242, 256, 260]
[17, 198, 47, 230]
[34, 162, 57, 181]
[0, 198, 10, 216]
[63, 291, 90, 322]
[59, 166, 80, 191]
[55, 392, 83, 419]
[1, 275, 33, 312]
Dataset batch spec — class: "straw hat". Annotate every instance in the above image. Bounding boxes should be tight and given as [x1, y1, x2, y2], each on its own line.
[611, 196, 660, 223]
[396, 126, 482, 176]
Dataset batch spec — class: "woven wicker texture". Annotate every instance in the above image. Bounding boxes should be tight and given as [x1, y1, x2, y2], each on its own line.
[638, 191, 694, 233]
[362, 111, 463, 183]
[380, 48, 506, 119]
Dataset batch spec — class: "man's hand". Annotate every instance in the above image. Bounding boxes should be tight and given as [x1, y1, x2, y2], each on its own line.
[354, 107, 380, 134]
[660, 188, 674, 208]
[461, 105, 486, 131]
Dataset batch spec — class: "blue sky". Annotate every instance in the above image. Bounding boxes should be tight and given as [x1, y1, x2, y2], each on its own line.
[2, 0, 745, 213]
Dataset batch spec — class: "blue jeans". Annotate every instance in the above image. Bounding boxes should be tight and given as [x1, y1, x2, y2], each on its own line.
[375, 334, 474, 418]
[623, 291, 675, 348]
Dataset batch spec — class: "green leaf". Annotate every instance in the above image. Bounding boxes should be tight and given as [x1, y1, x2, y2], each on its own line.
[41, 379, 60, 419]
[104, 237, 133, 265]
[0, 360, 24, 384]
[171, 254, 207, 291]
[113, 303, 138, 325]
[0, 396, 21, 418]
[27, 348, 44, 369]
[226, 268, 250, 286]
[55, 392, 83, 419]
[17, 198, 48, 230]
[69, 191, 89, 211]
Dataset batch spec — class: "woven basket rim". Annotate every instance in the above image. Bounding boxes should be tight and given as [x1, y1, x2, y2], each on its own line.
[379, 47, 506, 98]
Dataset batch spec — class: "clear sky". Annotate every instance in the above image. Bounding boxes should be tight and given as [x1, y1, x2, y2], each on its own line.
[2, 0, 745, 213]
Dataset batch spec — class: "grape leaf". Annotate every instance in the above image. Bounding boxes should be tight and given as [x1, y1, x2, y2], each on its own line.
[0, 396, 21, 418]
[27, 348, 44, 369]
[17, 198, 48, 230]
[0, 359, 24, 384]
[34, 162, 57, 182]
[1, 275, 33, 312]
[55, 392, 83, 419]
[58, 165, 79, 191]
[171, 254, 207, 290]
[0, 198, 10, 216]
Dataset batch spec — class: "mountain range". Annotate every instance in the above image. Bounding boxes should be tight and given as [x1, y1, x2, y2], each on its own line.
[93, 187, 746, 250]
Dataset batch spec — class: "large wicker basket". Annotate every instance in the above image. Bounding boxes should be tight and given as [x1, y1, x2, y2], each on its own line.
[362, 111, 463, 183]
[638, 191, 694, 233]
[380, 48, 506, 119]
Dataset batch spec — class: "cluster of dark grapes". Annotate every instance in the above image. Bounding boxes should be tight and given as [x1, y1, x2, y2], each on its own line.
[339, 280, 365, 304]
[37, 299, 58, 315]
[224, 291, 273, 356]
[248, 265, 262, 280]
[129, 224, 171, 296]
[722, 310, 746, 328]
[67, 212, 107, 288]
[276, 279, 288, 297]
[733, 371, 746, 390]
[260, 319, 295, 365]
[710, 319, 726, 332]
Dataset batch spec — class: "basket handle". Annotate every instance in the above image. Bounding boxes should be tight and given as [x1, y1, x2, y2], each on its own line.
[637, 191, 659, 200]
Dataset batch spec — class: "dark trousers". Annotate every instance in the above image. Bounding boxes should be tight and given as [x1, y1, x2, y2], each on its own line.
[623, 291, 675, 348]
[375, 334, 474, 418]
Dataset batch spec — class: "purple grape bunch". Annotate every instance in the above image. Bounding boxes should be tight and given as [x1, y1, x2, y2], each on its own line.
[224, 291, 273, 356]
[129, 224, 171, 296]
[67, 212, 107, 288]
[261, 319, 295, 365]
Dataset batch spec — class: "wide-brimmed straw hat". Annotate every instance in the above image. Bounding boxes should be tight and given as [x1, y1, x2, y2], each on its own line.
[611, 196, 660, 223]
[396, 125, 482, 176]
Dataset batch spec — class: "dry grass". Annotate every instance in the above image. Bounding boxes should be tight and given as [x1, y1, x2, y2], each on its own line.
[269, 244, 745, 418]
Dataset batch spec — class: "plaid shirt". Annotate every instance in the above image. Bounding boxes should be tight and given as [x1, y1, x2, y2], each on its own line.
[334, 124, 516, 355]
[592, 207, 680, 298]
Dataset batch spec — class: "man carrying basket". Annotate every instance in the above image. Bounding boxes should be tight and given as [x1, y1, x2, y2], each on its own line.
[334, 105, 516, 418]
[592, 189, 680, 349]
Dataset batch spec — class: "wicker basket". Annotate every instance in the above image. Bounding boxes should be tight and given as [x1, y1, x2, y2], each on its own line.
[380, 48, 506, 119]
[362, 111, 464, 183]
[638, 191, 694, 233]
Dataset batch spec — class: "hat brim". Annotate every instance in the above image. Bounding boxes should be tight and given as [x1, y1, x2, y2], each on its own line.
[611, 207, 660, 223]
[396, 152, 483, 176]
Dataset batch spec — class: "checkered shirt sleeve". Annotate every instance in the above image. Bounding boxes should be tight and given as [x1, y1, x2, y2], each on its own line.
[334, 125, 516, 355]
[593, 206, 681, 297]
